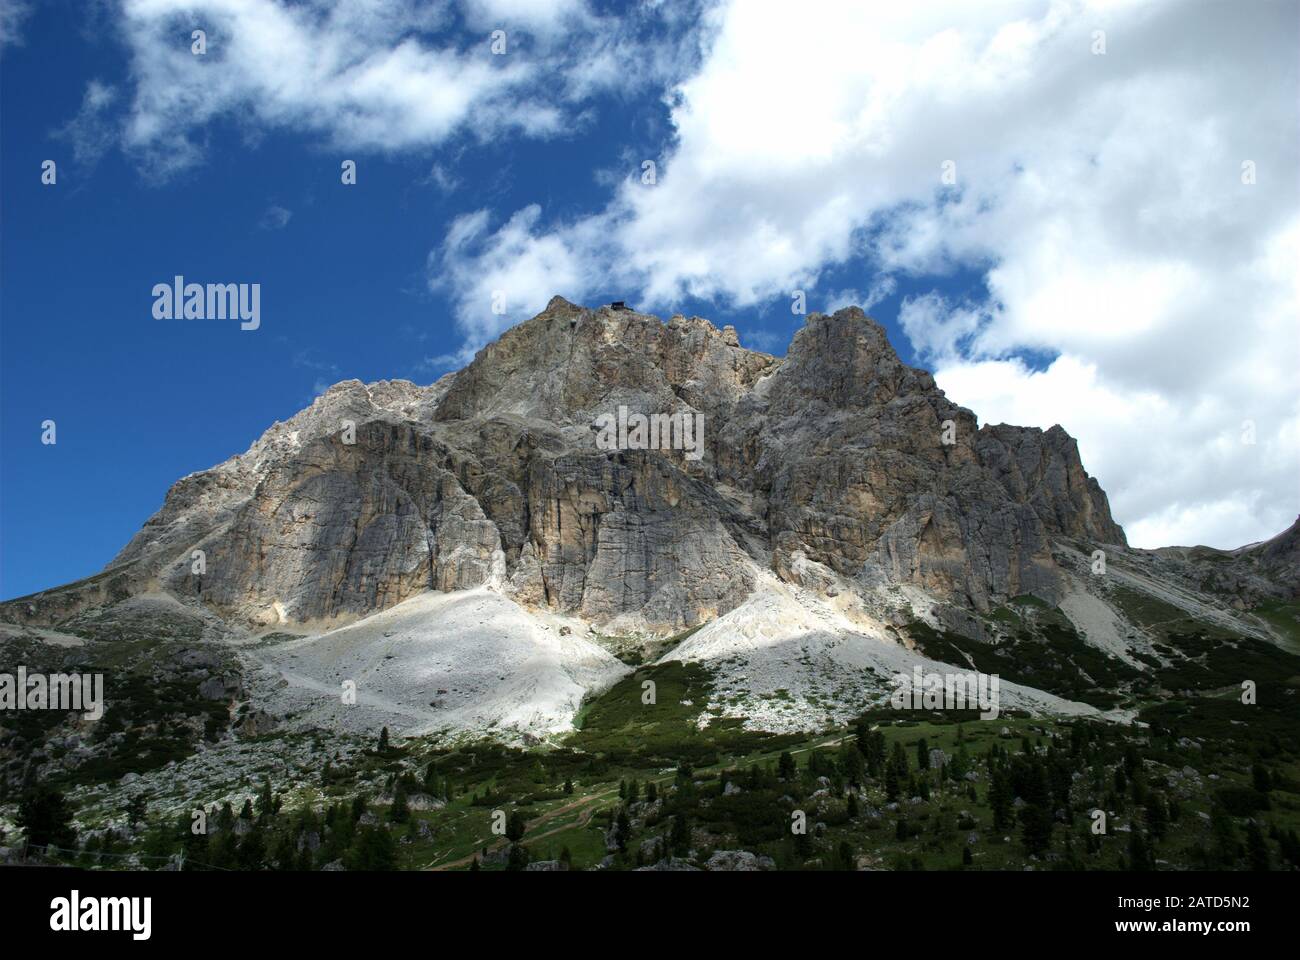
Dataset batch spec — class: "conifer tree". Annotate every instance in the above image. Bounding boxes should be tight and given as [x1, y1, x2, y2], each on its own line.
[1246, 821, 1271, 871]
[670, 812, 690, 856]
[17, 784, 77, 853]
[615, 807, 631, 852]
[1145, 793, 1168, 842]
[778, 751, 797, 781]
[257, 777, 275, 818]
[1127, 828, 1153, 871]
[885, 741, 910, 801]
[990, 766, 1013, 831]
[506, 811, 527, 843]
[390, 780, 410, 824]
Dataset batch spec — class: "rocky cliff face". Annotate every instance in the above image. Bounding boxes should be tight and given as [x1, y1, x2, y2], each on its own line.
[4, 298, 1130, 634]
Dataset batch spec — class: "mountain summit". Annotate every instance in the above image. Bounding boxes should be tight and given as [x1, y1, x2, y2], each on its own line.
[11, 299, 1123, 631]
[3, 299, 1294, 740]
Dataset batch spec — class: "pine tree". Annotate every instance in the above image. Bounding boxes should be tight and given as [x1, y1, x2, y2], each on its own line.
[1019, 802, 1052, 856]
[1246, 821, 1271, 871]
[1208, 803, 1241, 868]
[17, 784, 77, 854]
[209, 831, 239, 870]
[126, 793, 148, 828]
[614, 807, 631, 851]
[855, 717, 872, 756]
[237, 828, 266, 870]
[506, 811, 527, 843]
[670, 812, 690, 856]
[1276, 827, 1300, 870]
[506, 843, 530, 871]
[950, 743, 969, 781]
[885, 741, 909, 801]
[390, 780, 410, 824]
[1127, 828, 1153, 871]
[345, 825, 396, 870]
[838, 841, 854, 870]
[778, 751, 796, 781]
[256, 777, 275, 818]
[377, 726, 390, 754]
[182, 815, 210, 872]
[839, 742, 865, 787]
[917, 737, 930, 770]
[864, 730, 886, 779]
[270, 828, 296, 871]
[990, 766, 1013, 831]
[1145, 793, 1168, 842]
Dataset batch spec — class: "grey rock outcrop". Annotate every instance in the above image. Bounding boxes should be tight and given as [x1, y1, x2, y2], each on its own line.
[3, 298, 1143, 634]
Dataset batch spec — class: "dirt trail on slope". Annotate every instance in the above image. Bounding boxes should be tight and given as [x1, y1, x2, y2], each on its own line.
[426, 790, 615, 871]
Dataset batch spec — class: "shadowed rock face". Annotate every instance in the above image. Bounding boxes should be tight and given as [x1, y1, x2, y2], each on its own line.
[2, 298, 1131, 632]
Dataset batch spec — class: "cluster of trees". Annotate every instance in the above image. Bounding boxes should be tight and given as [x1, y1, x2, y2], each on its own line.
[176, 782, 398, 870]
[609, 715, 1300, 872]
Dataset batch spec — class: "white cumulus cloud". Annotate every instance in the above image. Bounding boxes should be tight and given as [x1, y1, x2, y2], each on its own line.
[440, 0, 1300, 548]
[77, 0, 702, 177]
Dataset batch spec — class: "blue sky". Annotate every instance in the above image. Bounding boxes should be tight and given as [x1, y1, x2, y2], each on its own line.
[1, 0, 1296, 599]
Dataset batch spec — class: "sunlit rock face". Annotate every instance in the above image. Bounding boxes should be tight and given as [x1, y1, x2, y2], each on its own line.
[5, 298, 1130, 633]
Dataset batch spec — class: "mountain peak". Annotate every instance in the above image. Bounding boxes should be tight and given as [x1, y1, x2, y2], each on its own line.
[1, 298, 1140, 636]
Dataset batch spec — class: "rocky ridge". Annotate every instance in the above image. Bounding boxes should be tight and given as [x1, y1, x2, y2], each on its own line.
[6, 297, 1129, 636]
[2, 298, 1294, 743]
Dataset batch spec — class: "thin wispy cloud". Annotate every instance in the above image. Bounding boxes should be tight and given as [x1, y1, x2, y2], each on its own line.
[61, 0, 705, 178]
[0, 0, 31, 53]
[257, 204, 293, 231]
[52, 79, 118, 167]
